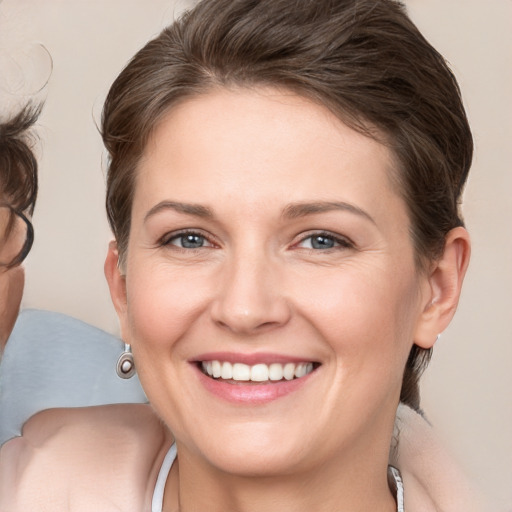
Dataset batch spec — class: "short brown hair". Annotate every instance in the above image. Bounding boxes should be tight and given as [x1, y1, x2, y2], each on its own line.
[102, 0, 473, 410]
[0, 104, 41, 214]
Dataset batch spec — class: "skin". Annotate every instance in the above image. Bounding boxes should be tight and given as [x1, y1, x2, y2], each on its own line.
[0, 264, 24, 351]
[105, 87, 470, 512]
[0, 404, 483, 511]
[0, 198, 26, 353]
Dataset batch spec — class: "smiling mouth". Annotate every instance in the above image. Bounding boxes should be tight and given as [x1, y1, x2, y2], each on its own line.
[200, 360, 318, 383]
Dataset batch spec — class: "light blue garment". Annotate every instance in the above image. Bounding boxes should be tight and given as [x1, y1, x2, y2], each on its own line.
[0, 309, 147, 446]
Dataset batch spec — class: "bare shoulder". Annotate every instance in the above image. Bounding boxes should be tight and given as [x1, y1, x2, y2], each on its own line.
[0, 404, 172, 512]
[20, 402, 165, 444]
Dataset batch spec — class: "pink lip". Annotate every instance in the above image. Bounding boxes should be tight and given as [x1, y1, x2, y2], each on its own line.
[192, 362, 317, 405]
[192, 351, 314, 366]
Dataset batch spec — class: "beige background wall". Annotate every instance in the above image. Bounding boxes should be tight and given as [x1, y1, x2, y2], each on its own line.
[1, 0, 510, 509]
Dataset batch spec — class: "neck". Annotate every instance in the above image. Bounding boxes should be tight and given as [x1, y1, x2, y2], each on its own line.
[164, 440, 397, 512]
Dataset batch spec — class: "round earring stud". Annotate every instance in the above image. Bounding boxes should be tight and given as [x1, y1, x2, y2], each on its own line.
[116, 346, 136, 379]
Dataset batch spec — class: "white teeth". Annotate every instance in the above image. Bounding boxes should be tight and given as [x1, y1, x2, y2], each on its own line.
[294, 363, 307, 378]
[283, 363, 295, 381]
[250, 364, 269, 382]
[232, 363, 251, 381]
[212, 360, 222, 378]
[268, 363, 284, 381]
[221, 362, 232, 379]
[201, 360, 315, 382]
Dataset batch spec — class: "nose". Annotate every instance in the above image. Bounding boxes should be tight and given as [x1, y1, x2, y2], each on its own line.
[210, 249, 291, 335]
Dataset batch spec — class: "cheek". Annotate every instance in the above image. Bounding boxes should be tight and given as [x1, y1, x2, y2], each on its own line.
[124, 260, 213, 352]
[299, 269, 422, 423]
[297, 264, 420, 373]
[0, 267, 25, 350]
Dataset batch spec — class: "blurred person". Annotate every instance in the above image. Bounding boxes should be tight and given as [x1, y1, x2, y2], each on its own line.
[0, 104, 40, 354]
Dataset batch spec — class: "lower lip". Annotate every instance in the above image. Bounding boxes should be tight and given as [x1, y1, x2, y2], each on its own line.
[194, 365, 315, 405]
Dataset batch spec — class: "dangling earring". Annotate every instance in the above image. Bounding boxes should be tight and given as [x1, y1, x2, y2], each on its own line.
[116, 343, 136, 379]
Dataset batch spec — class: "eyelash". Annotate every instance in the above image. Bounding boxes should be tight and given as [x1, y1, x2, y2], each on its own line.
[160, 229, 215, 250]
[160, 229, 353, 252]
[294, 231, 354, 251]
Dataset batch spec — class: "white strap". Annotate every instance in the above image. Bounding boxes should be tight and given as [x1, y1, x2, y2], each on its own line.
[151, 443, 177, 512]
[388, 465, 405, 512]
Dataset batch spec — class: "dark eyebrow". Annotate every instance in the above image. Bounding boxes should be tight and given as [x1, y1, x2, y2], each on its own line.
[144, 201, 214, 222]
[282, 201, 376, 225]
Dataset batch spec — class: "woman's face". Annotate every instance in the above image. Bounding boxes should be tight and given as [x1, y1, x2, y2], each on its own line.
[110, 88, 434, 475]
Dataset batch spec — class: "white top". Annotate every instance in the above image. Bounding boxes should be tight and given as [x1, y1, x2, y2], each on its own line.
[152, 444, 405, 512]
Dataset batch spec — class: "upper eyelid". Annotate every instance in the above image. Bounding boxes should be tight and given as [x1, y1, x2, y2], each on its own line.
[293, 230, 354, 246]
[160, 228, 218, 247]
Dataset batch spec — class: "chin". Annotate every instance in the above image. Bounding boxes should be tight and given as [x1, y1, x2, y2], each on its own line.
[173, 417, 311, 476]
[205, 444, 308, 478]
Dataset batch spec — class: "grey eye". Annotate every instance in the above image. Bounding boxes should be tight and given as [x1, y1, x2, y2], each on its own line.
[310, 235, 335, 249]
[297, 233, 352, 250]
[171, 233, 208, 249]
[299, 234, 337, 249]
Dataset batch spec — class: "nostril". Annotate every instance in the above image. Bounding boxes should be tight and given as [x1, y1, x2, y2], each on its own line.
[213, 316, 286, 335]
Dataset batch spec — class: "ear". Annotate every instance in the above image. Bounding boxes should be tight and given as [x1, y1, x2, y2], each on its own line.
[414, 227, 471, 349]
[104, 240, 129, 339]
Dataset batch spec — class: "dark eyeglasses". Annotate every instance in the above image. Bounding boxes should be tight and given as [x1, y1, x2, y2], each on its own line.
[0, 204, 34, 269]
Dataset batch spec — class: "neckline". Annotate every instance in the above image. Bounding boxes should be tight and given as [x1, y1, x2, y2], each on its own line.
[151, 444, 404, 512]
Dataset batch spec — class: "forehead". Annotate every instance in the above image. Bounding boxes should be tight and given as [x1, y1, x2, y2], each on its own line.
[134, 87, 405, 223]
